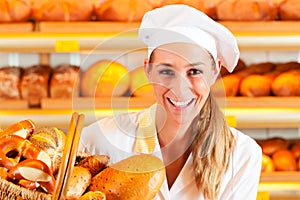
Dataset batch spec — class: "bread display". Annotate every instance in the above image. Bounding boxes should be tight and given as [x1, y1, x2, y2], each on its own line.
[0, 67, 22, 99]
[259, 137, 288, 156]
[0, 0, 31, 22]
[20, 65, 52, 106]
[31, 0, 93, 21]
[216, 0, 278, 21]
[50, 64, 80, 98]
[80, 60, 130, 97]
[278, 0, 300, 20]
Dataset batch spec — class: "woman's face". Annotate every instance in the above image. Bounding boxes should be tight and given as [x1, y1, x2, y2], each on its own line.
[146, 43, 219, 126]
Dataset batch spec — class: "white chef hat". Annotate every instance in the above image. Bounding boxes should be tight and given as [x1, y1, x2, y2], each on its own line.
[138, 4, 240, 72]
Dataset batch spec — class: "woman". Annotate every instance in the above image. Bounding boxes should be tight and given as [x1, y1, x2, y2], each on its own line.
[79, 4, 262, 200]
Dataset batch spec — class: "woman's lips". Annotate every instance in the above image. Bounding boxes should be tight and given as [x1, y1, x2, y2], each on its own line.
[167, 97, 194, 108]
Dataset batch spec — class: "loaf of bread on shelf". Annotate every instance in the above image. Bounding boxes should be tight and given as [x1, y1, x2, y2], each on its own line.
[20, 64, 51, 106]
[31, 0, 93, 21]
[160, 0, 218, 19]
[271, 69, 300, 96]
[274, 61, 300, 73]
[212, 73, 243, 97]
[272, 149, 297, 171]
[290, 142, 300, 160]
[239, 74, 274, 97]
[0, 0, 31, 22]
[93, 0, 154, 22]
[216, 0, 278, 21]
[259, 137, 288, 156]
[80, 60, 130, 97]
[278, 0, 300, 20]
[261, 153, 274, 172]
[50, 64, 80, 98]
[0, 67, 23, 99]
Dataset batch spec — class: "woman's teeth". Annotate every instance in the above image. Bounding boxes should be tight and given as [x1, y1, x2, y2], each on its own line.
[168, 98, 193, 107]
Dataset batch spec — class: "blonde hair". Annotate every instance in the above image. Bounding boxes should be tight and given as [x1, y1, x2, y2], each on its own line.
[191, 94, 234, 199]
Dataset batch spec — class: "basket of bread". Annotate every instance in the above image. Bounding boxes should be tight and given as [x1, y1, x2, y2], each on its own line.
[0, 113, 166, 200]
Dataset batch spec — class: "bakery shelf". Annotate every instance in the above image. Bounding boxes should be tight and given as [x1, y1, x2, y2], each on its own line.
[0, 21, 300, 52]
[0, 97, 299, 130]
[261, 172, 300, 183]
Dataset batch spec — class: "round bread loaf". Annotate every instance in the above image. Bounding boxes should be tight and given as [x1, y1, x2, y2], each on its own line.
[278, 0, 300, 20]
[291, 143, 300, 159]
[0, 0, 31, 22]
[260, 137, 288, 156]
[216, 0, 278, 21]
[261, 153, 274, 172]
[272, 150, 297, 171]
[89, 154, 165, 200]
[239, 74, 273, 97]
[271, 69, 300, 96]
[31, 0, 93, 21]
[213, 74, 243, 97]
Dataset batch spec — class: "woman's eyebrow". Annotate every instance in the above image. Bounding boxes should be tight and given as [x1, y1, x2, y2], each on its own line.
[153, 63, 173, 67]
[186, 62, 205, 67]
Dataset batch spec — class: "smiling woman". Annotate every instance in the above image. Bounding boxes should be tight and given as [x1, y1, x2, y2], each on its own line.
[79, 4, 262, 200]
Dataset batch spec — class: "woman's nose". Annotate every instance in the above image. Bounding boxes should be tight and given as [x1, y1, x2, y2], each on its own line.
[170, 74, 192, 98]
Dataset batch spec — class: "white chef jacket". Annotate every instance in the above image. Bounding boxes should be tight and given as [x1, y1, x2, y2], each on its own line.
[79, 104, 262, 200]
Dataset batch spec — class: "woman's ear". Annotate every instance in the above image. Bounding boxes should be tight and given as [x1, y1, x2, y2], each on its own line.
[144, 58, 151, 81]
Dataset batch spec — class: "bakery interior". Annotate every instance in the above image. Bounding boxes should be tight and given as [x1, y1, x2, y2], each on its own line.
[0, 0, 300, 199]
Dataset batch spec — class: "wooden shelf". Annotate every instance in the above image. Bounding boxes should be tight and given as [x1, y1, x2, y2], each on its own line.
[261, 172, 300, 183]
[0, 21, 299, 52]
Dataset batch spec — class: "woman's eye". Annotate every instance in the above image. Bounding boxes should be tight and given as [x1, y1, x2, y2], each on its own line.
[159, 69, 175, 76]
[188, 69, 203, 76]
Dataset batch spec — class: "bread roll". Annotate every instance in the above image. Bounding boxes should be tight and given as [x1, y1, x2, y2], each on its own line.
[271, 69, 300, 96]
[272, 150, 297, 171]
[260, 137, 288, 156]
[89, 154, 165, 200]
[239, 74, 273, 97]
[80, 60, 130, 97]
[161, 0, 218, 19]
[278, 0, 300, 20]
[274, 61, 300, 73]
[29, 126, 66, 174]
[245, 62, 276, 74]
[50, 64, 80, 98]
[291, 143, 300, 159]
[129, 66, 155, 98]
[32, 0, 93, 21]
[79, 191, 106, 200]
[66, 166, 92, 200]
[77, 155, 109, 177]
[94, 0, 154, 22]
[20, 65, 51, 106]
[0, 0, 31, 22]
[0, 67, 22, 99]
[261, 153, 274, 172]
[216, 0, 278, 21]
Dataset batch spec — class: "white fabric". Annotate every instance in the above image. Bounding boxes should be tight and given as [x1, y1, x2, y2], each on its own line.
[79, 106, 262, 200]
[138, 4, 240, 72]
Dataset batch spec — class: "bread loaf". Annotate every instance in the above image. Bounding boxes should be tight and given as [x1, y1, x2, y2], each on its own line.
[278, 0, 300, 20]
[0, 67, 22, 99]
[94, 0, 154, 22]
[271, 69, 300, 96]
[89, 154, 165, 200]
[0, 0, 31, 22]
[32, 0, 93, 21]
[20, 65, 51, 106]
[272, 150, 297, 171]
[77, 155, 109, 177]
[260, 137, 288, 156]
[274, 61, 300, 73]
[216, 0, 278, 21]
[79, 191, 106, 200]
[50, 64, 80, 98]
[239, 74, 273, 97]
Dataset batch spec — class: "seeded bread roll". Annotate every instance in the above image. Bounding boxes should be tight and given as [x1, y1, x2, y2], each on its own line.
[29, 127, 66, 174]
